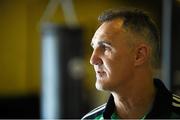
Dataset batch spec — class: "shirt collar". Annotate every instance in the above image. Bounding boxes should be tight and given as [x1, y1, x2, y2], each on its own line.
[146, 79, 172, 118]
[103, 79, 172, 119]
[103, 94, 115, 119]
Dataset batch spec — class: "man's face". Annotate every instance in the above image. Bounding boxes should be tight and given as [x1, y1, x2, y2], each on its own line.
[90, 19, 136, 91]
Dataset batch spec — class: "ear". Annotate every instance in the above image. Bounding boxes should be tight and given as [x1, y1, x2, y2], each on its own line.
[134, 44, 150, 67]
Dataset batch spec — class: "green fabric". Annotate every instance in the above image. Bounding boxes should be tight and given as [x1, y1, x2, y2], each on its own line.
[94, 112, 147, 120]
[140, 114, 146, 120]
[94, 114, 103, 120]
[111, 112, 147, 120]
[170, 112, 180, 118]
[111, 112, 119, 119]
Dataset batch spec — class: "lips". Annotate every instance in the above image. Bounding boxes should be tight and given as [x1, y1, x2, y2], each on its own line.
[94, 66, 106, 77]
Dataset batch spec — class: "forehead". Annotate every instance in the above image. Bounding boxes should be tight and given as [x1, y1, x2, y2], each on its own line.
[96, 19, 124, 35]
[92, 19, 127, 45]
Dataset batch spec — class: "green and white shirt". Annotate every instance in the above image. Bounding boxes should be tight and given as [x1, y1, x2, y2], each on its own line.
[82, 79, 180, 119]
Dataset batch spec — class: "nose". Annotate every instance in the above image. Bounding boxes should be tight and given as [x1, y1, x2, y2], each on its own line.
[90, 49, 103, 65]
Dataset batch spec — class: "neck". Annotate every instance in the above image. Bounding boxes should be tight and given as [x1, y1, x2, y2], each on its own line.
[112, 71, 156, 118]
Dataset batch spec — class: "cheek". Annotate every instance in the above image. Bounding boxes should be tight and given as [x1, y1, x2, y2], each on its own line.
[103, 49, 135, 75]
[108, 55, 134, 77]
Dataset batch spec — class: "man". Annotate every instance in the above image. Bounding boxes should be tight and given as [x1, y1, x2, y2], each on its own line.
[82, 8, 180, 119]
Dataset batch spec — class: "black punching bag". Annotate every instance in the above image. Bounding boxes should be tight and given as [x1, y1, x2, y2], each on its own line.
[41, 24, 85, 119]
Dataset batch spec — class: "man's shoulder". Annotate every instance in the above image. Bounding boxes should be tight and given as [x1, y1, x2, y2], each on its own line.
[171, 94, 180, 117]
[81, 103, 106, 119]
[172, 94, 180, 111]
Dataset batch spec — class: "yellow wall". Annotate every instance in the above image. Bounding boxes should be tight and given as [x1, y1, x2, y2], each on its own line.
[0, 1, 28, 95]
[0, 0, 47, 95]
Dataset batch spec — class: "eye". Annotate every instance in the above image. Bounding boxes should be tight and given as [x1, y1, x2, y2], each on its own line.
[101, 44, 111, 51]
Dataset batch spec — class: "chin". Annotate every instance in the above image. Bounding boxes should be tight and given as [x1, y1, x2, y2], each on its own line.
[95, 81, 109, 91]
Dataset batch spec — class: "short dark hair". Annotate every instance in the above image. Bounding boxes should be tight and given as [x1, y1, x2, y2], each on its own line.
[98, 8, 160, 69]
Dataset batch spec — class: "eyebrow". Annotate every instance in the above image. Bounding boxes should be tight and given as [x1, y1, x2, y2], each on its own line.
[91, 40, 112, 47]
